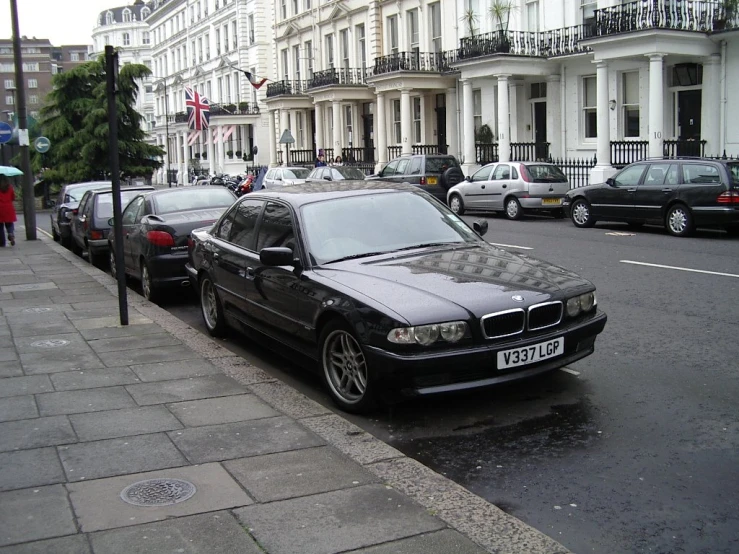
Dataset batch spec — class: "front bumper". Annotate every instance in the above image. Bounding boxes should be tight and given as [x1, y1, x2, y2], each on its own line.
[147, 253, 191, 288]
[364, 310, 606, 397]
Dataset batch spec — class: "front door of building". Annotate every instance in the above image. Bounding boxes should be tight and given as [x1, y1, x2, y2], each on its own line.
[310, 109, 316, 156]
[362, 111, 374, 162]
[677, 90, 701, 156]
[533, 101, 547, 160]
[435, 94, 447, 154]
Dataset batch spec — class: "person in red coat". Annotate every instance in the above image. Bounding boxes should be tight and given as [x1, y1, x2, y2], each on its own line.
[0, 175, 17, 247]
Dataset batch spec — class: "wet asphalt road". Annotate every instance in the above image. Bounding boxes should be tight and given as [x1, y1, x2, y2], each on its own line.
[39, 213, 739, 554]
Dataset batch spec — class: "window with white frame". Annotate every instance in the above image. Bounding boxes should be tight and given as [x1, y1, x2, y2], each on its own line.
[340, 29, 349, 70]
[218, 77, 224, 102]
[28, 78, 37, 88]
[344, 105, 353, 145]
[71, 52, 80, 61]
[0, 64, 13, 73]
[233, 71, 240, 102]
[225, 74, 231, 103]
[281, 49, 289, 81]
[430, 3, 442, 53]
[328, 106, 334, 143]
[192, 40, 197, 64]
[305, 41, 313, 79]
[142, 31, 150, 44]
[223, 25, 229, 52]
[250, 67, 257, 104]
[281, 0, 287, 20]
[198, 38, 203, 62]
[22, 62, 39, 72]
[104, 35, 110, 45]
[207, 80, 212, 98]
[123, 8, 131, 22]
[581, 0, 597, 26]
[527, 1, 540, 32]
[622, 71, 640, 138]
[292, 0, 298, 16]
[473, 89, 482, 134]
[29, 95, 38, 104]
[205, 33, 210, 59]
[356, 24, 366, 70]
[197, 1, 202, 19]
[326, 34, 335, 69]
[388, 16, 399, 55]
[106, 11, 113, 24]
[582, 75, 597, 139]
[248, 15, 255, 44]
[408, 9, 419, 54]
[5, 96, 13, 105]
[297, 111, 304, 146]
[412, 97, 421, 143]
[305, 0, 311, 9]
[393, 99, 401, 143]
[4, 79, 13, 88]
[216, 29, 221, 55]
[293, 45, 301, 81]
[463, 0, 480, 36]
[232, 21, 237, 49]
[177, 49, 182, 70]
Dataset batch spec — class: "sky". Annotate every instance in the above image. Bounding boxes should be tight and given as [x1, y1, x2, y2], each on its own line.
[0, 0, 117, 46]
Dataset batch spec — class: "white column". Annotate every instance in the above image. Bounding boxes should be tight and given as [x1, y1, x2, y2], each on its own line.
[596, 61, 610, 166]
[376, 92, 387, 169]
[546, 74, 562, 159]
[400, 89, 412, 155]
[332, 100, 342, 159]
[446, 87, 459, 160]
[462, 79, 475, 167]
[509, 80, 522, 144]
[182, 132, 189, 185]
[702, 53, 721, 156]
[268, 109, 277, 166]
[207, 126, 216, 173]
[315, 102, 325, 155]
[497, 75, 511, 163]
[280, 109, 289, 165]
[216, 125, 225, 173]
[648, 54, 665, 159]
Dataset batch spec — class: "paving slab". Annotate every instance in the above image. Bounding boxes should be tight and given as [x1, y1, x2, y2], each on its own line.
[67, 463, 253, 533]
[0, 396, 38, 422]
[20, 350, 104, 374]
[49, 275, 96, 284]
[58, 433, 187, 482]
[65, 309, 122, 321]
[36, 387, 137, 417]
[0, 348, 18, 362]
[0, 298, 71, 310]
[69, 300, 121, 311]
[49, 368, 140, 391]
[346, 529, 488, 554]
[0, 375, 53, 398]
[235, 484, 445, 554]
[71, 315, 152, 330]
[97, 345, 199, 367]
[0, 283, 58, 294]
[0, 485, 77, 547]
[0, 337, 12, 348]
[0, 534, 91, 554]
[0, 304, 70, 315]
[0, 448, 66, 492]
[88, 333, 181, 354]
[128, 359, 222, 382]
[166, 394, 279, 427]
[9, 289, 67, 301]
[13, 333, 88, 354]
[125, 374, 247, 405]
[0, 416, 77, 452]
[69, 406, 183, 442]
[77, 323, 162, 341]
[0, 361, 22, 378]
[52, 291, 113, 304]
[168, 416, 324, 464]
[223, 445, 376, 502]
[89, 511, 262, 554]
[7, 320, 79, 338]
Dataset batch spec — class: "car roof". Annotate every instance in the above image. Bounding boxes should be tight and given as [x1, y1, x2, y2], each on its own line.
[63, 181, 111, 190]
[246, 181, 425, 207]
[137, 185, 230, 198]
[89, 186, 155, 197]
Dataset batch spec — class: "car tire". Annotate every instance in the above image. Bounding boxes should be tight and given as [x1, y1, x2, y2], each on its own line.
[89, 249, 106, 269]
[440, 167, 465, 191]
[200, 273, 228, 337]
[570, 198, 596, 228]
[505, 197, 523, 220]
[60, 234, 72, 249]
[51, 222, 60, 241]
[319, 319, 377, 414]
[551, 208, 566, 219]
[665, 204, 694, 237]
[140, 260, 159, 303]
[449, 194, 465, 215]
[70, 238, 83, 257]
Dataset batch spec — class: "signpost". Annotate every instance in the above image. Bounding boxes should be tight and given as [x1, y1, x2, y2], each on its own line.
[33, 136, 50, 153]
[0, 122, 11, 144]
[279, 129, 295, 167]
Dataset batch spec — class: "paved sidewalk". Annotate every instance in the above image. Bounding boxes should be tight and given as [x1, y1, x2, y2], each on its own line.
[0, 235, 568, 554]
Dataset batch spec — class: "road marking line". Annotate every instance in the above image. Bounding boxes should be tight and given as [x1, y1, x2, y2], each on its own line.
[559, 367, 580, 376]
[620, 260, 739, 279]
[36, 227, 52, 239]
[487, 242, 533, 250]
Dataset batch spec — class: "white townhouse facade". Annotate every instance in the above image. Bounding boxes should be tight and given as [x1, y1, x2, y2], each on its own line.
[264, 0, 739, 181]
[145, 0, 275, 184]
[91, 0, 156, 144]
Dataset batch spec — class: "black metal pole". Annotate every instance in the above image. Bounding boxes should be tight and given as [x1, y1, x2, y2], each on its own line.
[106, 46, 128, 326]
[10, 0, 36, 240]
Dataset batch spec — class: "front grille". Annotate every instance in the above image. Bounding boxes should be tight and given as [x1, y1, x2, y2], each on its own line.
[481, 309, 525, 339]
[528, 301, 563, 331]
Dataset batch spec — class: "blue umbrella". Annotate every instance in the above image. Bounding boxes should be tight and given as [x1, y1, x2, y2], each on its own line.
[0, 166, 23, 177]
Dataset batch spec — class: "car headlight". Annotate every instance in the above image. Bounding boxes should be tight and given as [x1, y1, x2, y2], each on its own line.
[566, 292, 597, 318]
[388, 321, 467, 346]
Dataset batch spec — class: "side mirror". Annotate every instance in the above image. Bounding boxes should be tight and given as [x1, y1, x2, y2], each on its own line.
[465, 175, 472, 182]
[606, 177, 616, 187]
[473, 219, 488, 236]
[260, 247, 295, 267]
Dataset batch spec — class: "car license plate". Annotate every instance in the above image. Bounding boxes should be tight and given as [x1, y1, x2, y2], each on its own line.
[426, 177, 438, 185]
[542, 198, 562, 205]
[497, 337, 564, 369]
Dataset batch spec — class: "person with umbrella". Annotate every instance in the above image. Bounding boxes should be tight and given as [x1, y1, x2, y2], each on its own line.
[0, 169, 19, 246]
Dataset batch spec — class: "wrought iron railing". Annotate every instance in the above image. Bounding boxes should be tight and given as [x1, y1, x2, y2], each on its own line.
[593, 0, 721, 36]
[476, 143, 499, 164]
[174, 112, 188, 123]
[549, 156, 598, 189]
[370, 51, 455, 76]
[512, 142, 551, 161]
[341, 147, 375, 163]
[308, 67, 367, 89]
[266, 79, 308, 98]
[209, 102, 260, 116]
[611, 140, 649, 168]
[289, 149, 315, 164]
[459, 26, 593, 61]
[386, 144, 448, 159]
[663, 139, 707, 157]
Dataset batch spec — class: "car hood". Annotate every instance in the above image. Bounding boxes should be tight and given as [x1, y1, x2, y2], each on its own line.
[316, 243, 593, 325]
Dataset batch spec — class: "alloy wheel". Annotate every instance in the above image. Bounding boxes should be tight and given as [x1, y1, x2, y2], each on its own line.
[141, 264, 153, 300]
[201, 278, 219, 330]
[572, 201, 591, 226]
[323, 330, 368, 405]
[506, 198, 521, 220]
[667, 207, 689, 235]
[450, 195, 462, 214]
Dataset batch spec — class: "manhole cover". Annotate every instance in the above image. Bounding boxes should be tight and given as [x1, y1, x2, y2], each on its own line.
[120, 479, 197, 507]
[30, 339, 70, 348]
[23, 307, 53, 313]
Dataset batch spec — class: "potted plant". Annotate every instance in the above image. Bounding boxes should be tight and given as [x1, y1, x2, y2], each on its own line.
[459, 8, 479, 38]
[715, 0, 739, 30]
[238, 102, 249, 113]
[475, 123, 494, 144]
[224, 104, 236, 114]
[489, 0, 516, 53]
[202, 152, 207, 160]
[194, 153, 201, 159]
[226, 150, 234, 158]
[235, 150, 242, 158]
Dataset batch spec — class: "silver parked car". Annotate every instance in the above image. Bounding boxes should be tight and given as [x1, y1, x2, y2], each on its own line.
[447, 162, 570, 219]
[263, 167, 311, 188]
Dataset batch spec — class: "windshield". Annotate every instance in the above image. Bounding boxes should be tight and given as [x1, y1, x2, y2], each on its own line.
[284, 169, 310, 179]
[95, 190, 146, 220]
[526, 164, 568, 182]
[425, 157, 460, 173]
[302, 191, 479, 265]
[337, 167, 366, 179]
[728, 163, 739, 186]
[65, 183, 111, 203]
[153, 188, 235, 215]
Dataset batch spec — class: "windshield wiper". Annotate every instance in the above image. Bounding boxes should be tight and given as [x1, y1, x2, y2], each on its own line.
[391, 241, 467, 252]
[323, 251, 391, 264]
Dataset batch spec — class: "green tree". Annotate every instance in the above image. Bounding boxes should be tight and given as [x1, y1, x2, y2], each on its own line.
[39, 53, 163, 183]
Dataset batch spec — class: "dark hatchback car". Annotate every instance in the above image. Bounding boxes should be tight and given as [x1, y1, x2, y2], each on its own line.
[366, 154, 465, 203]
[109, 186, 236, 302]
[187, 181, 606, 413]
[70, 186, 154, 266]
[51, 181, 112, 247]
[564, 158, 739, 236]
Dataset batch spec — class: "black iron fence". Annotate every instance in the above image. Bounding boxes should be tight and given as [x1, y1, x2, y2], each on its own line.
[266, 79, 308, 98]
[476, 143, 499, 164]
[370, 52, 455, 76]
[342, 147, 375, 163]
[209, 102, 260, 116]
[512, 142, 551, 161]
[458, 25, 593, 61]
[308, 67, 367, 89]
[593, 0, 720, 35]
[663, 139, 707, 157]
[549, 156, 598, 189]
[611, 140, 648, 168]
[289, 149, 315, 164]
[386, 144, 448, 159]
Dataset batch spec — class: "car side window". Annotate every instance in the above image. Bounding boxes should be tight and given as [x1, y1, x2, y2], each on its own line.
[274, 170, 283, 181]
[409, 157, 422, 175]
[644, 163, 671, 185]
[255, 202, 296, 253]
[229, 199, 263, 250]
[78, 193, 90, 215]
[665, 164, 679, 185]
[492, 165, 510, 180]
[265, 169, 274, 180]
[396, 159, 410, 175]
[471, 166, 493, 182]
[331, 169, 343, 180]
[135, 199, 150, 223]
[382, 160, 398, 177]
[121, 197, 144, 225]
[511, 167, 519, 180]
[614, 165, 646, 187]
[215, 206, 237, 240]
[682, 163, 721, 184]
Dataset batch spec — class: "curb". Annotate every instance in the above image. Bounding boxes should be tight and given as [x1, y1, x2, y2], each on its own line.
[38, 233, 570, 554]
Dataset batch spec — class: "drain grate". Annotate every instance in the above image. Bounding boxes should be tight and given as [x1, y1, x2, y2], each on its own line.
[120, 478, 197, 507]
[31, 339, 70, 348]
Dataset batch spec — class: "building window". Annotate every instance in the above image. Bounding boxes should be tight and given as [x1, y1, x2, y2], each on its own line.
[197, 1, 202, 19]
[292, 0, 298, 15]
[340, 29, 349, 70]
[4, 79, 13, 88]
[5, 96, 13, 105]
[530, 82, 546, 99]
[305, 0, 311, 9]
[29, 95, 38, 104]
[393, 99, 401, 143]
[28, 78, 37, 88]
[70, 52, 79, 61]
[429, 3, 442, 53]
[218, 77, 224, 102]
[464, 0, 480, 35]
[232, 21, 238, 49]
[527, 0, 540, 32]
[225, 74, 231, 102]
[293, 45, 301, 81]
[388, 16, 399, 55]
[216, 29, 221, 55]
[192, 40, 196, 64]
[583, 75, 597, 139]
[305, 41, 313, 79]
[248, 16, 254, 44]
[0, 64, 13, 73]
[345, 105, 353, 145]
[205, 33, 210, 59]
[473, 89, 482, 134]
[281, 49, 289, 81]
[123, 33, 131, 46]
[407, 9, 419, 54]
[326, 34, 334, 69]
[281, 0, 287, 20]
[106, 11, 113, 25]
[356, 24, 366, 71]
[142, 7, 150, 18]
[142, 31, 150, 45]
[22, 63, 39, 72]
[297, 111, 304, 146]
[582, 0, 597, 26]
[123, 8, 131, 22]
[198, 38, 203, 62]
[250, 67, 257, 104]
[412, 97, 421, 143]
[622, 72, 640, 138]
[223, 25, 229, 52]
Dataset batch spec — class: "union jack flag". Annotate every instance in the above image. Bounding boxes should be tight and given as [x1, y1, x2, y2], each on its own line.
[185, 86, 209, 131]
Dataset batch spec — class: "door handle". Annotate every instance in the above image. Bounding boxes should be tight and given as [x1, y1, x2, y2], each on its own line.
[502, 184, 507, 188]
[661, 188, 673, 193]
[627, 188, 637, 192]
[481, 185, 485, 189]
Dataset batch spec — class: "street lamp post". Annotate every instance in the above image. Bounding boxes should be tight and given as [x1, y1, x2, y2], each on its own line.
[156, 79, 172, 188]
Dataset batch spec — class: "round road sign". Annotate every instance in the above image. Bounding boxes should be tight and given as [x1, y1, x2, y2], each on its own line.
[34, 136, 51, 153]
[0, 121, 12, 144]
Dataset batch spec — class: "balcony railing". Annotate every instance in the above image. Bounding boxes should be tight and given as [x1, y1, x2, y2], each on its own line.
[174, 112, 188, 124]
[308, 67, 367, 89]
[289, 149, 315, 164]
[370, 51, 455, 77]
[209, 102, 260, 116]
[663, 139, 707, 157]
[475, 142, 550, 164]
[266, 80, 308, 98]
[611, 140, 649, 168]
[459, 26, 593, 61]
[593, 0, 721, 36]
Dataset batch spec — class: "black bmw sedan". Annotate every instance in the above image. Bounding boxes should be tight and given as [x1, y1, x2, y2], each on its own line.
[109, 186, 236, 302]
[187, 182, 607, 413]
